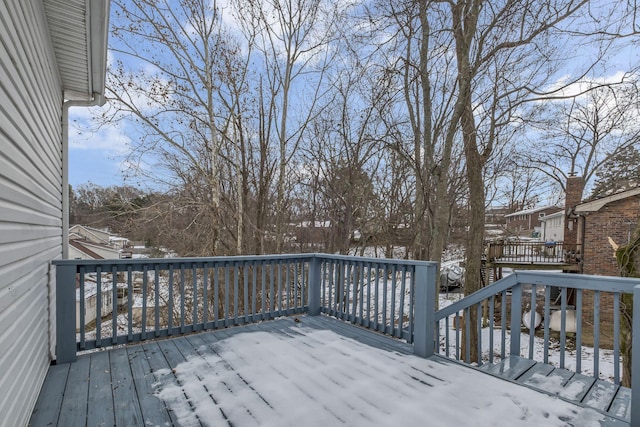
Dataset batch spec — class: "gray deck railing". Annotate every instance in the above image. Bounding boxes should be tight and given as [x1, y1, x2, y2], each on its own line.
[433, 271, 640, 423]
[53, 254, 436, 363]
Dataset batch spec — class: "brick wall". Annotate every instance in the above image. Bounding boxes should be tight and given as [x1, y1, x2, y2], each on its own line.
[564, 176, 584, 252]
[582, 195, 640, 276]
[579, 194, 640, 346]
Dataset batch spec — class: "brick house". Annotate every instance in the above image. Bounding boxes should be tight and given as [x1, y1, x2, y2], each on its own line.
[565, 179, 640, 342]
[574, 187, 640, 276]
[504, 206, 561, 237]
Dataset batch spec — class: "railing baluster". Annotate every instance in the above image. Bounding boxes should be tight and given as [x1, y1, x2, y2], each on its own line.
[455, 312, 460, 360]
[560, 286, 567, 369]
[154, 267, 160, 337]
[269, 261, 275, 316]
[142, 265, 148, 340]
[192, 264, 198, 329]
[390, 264, 397, 336]
[510, 284, 522, 357]
[234, 263, 240, 323]
[261, 262, 266, 318]
[244, 264, 249, 323]
[382, 264, 388, 334]
[79, 266, 85, 350]
[374, 264, 380, 332]
[213, 264, 219, 327]
[277, 261, 282, 316]
[398, 265, 406, 338]
[294, 262, 299, 312]
[528, 284, 536, 360]
[358, 262, 365, 325]
[476, 302, 482, 365]
[252, 261, 257, 319]
[167, 265, 174, 333]
[501, 290, 506, 360]
[465, 306, 471, 363]
[179, 264, 185, 333]
[96, 266, 102, 347]
[445, 317, 450, 357]
[408, 267, 415, 343]
[489, 295, 495, 364]
[575, 288, 582, 373]
[593, 290, 601, 378]
[284, 261, 290, 315]
[127, 265, 133, 341]
[111, 265, 118, 345]
[614, 292, 620, 384]
[543, 286, 550, 364]
[224, 263, 230, 326]
[203, 264, 209, 326]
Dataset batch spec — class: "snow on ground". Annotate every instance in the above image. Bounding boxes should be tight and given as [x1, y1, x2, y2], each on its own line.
[153, 326, 606, 427]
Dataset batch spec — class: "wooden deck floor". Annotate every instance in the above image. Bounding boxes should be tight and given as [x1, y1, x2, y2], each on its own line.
[30, 315, 629, 427]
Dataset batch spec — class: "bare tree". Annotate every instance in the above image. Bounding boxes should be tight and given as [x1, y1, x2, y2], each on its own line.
[235, 0, 340, 252]
[523, 80, 640, 198]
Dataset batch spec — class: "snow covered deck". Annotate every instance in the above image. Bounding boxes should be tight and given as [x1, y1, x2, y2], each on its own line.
[30, 315, 628, 427]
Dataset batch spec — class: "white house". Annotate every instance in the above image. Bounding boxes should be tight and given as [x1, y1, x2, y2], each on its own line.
[69, 239, 123, 260]
[69, 224, 130, 249]
[540, 210, 565, 242]
[0, 1, 110, 425]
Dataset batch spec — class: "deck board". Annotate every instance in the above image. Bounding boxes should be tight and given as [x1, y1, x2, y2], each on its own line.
[86, 350, 115, 426]
[141, 341, 183, 426]
[30, 315, 631, 427]
[56, 353, 90, 427]
[110, 347, 145, 426]
[127, 343, 173, 426]
[479, 355, 631, 424]
[28, 363, 69, 426]
[609, 387, 632, 420]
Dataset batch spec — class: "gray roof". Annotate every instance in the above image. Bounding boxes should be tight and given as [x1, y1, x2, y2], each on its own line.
[43, 0, 110, 101]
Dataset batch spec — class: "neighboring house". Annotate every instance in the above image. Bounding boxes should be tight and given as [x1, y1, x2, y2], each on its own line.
[69, 239, 123, 260]
[574, 187, 640, 277]
[485, 204, 511, 226]
[540, 210, 565, 242]
[70, 224, 130, 249]
[0, 2, 109, 425]
[504, 206, 560, 237]
[563, 176, 640, 332]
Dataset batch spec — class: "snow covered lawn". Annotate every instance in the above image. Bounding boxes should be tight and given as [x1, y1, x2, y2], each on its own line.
[153, 324, 608, 426]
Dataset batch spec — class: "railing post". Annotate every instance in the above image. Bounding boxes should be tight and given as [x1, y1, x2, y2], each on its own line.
[55, 262, 77, 364]
[631, 285, 640, 425]
[510, 282, 522, 356]
[414, 263, 437, 358]
[308, 256, 322, 315]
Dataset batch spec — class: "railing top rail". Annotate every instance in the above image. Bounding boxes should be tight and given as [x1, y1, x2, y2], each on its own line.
[53, 253, 436, 269]
[436, 274, 519, 321]
[436, 270, 640, 322]
[515, 270, 640, 293]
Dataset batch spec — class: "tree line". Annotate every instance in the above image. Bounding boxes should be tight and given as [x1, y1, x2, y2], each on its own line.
[85, 0, 640, 296]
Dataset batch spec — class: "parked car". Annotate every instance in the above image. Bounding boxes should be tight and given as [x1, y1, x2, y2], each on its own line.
[440, 264, 464, 290]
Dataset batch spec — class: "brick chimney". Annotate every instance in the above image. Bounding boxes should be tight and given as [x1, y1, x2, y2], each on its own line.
[564, 174, 584, 251]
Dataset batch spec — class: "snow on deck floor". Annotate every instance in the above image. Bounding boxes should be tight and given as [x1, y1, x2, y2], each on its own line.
[152, 319, 607, 427]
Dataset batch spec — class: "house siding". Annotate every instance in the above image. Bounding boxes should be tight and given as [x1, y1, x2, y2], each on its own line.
[0, 1, 64, 425]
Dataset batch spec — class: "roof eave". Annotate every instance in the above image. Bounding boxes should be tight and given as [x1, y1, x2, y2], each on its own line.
[574, 188, 640, 213]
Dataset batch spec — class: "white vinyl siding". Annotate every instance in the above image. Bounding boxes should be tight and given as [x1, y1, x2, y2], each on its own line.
[0, 1, 63, 425]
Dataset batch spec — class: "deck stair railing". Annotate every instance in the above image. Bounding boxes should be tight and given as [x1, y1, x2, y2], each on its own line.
[53, 254, 435, 363]
[433, 271, 640, 423]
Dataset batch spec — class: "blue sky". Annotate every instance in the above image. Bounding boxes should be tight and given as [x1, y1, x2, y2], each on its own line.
[68, 103, 133, 188]
[68, 0, 638, 190]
